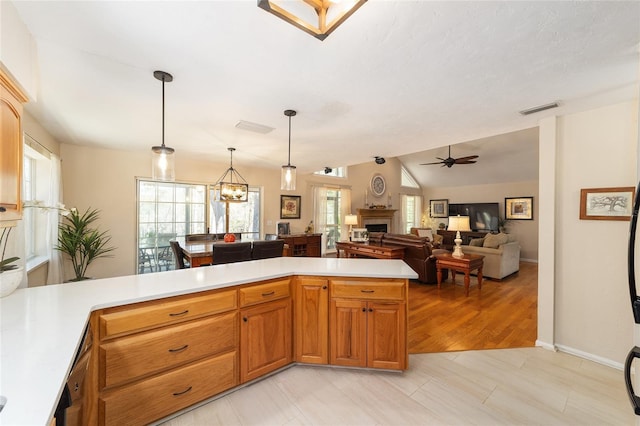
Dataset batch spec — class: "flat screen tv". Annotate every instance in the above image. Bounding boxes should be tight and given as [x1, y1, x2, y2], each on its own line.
[448, 202, 500, 232]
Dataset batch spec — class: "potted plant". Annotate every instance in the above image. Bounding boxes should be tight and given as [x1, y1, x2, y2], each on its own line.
[0, 225, 22, 297]
[56, 207, 115, 281]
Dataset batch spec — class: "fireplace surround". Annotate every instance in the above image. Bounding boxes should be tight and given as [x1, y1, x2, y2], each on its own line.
[357, 208, 397, 234]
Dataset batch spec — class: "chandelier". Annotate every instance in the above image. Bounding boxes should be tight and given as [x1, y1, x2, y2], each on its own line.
[258, 0, 367, 41]
[215, 148, 249, 202]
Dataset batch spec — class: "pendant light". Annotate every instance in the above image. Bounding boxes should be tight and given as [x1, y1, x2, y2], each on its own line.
[214, 147, 249, 202]
[281, 109, 297, 191]
[151, 70, 175, 181]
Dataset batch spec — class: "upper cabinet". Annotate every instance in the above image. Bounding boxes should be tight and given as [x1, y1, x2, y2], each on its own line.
[0, 68, 28, 222]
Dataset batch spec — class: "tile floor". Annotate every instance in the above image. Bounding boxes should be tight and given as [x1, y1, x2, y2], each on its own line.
[160, 347, 633, 425]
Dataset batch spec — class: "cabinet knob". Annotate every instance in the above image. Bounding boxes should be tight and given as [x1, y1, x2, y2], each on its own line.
[322, 286, 327, 290]
[362, 307, 366, 312]
[368, 308, 373, 312]
[243, 317, 248, 322]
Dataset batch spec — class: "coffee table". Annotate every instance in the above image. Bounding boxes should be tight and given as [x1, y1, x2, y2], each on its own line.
[435, 253, 485, 296]
[335, 241, 405, 260]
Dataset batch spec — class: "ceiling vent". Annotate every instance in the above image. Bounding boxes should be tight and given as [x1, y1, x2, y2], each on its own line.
[518, 102, 560, 116]
[235, 120, 275, 134]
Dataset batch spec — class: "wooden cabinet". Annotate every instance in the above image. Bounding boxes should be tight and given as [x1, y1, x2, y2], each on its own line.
[91, 288, 238, 426]
[329, 279, 407, 370]
[294, 276, 329, 364]
[279, 233, 322, 257]
[240, 287, 292, 382]
[0, 69, 28, 222]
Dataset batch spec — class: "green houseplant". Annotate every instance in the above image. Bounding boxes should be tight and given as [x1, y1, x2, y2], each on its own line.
[56, 207, 115, 281]
[0, 225, 22, 297]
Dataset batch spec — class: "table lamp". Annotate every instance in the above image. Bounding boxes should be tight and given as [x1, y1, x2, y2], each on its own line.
[345, 214, 358, 241]
[448, 215, 471, 257]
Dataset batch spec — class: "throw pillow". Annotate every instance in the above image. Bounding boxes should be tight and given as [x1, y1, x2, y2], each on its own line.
[469, 238, 485, 247]
[417, 229, 433, 240]
[483, 232, 509, 249]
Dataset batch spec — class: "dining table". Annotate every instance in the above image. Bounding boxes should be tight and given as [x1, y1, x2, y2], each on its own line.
[178, 238, 216, 267]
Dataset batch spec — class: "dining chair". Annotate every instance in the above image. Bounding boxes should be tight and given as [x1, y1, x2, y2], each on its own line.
[251, 240, 285, 260]
[170, 240, 189, 269]
[185, 233, 216, 242]
[264, 233, 277, 241]
[211, 242, 252, 265]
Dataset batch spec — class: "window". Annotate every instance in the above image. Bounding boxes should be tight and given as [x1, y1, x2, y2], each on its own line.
[314, 167, 346, 178]
[22, 144, 53, 266]
[209, 186, 261, 240]
[137, 179, 207, 273]
[401, 166, 419, 188]
[313, 186, 351, 253]
[400, 194, 423, 234]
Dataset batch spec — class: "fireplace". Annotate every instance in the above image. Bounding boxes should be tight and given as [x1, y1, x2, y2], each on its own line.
[357, 209, 397, 234]
[365, 224, 387, 233]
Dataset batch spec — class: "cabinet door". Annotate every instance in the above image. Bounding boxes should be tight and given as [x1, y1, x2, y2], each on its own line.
[294, 277, 328, 364]
[0, 71, 26, 222]
[329, 298, 367, 368]
[240, 298, 292, 383]
[306, 235, 321, 257]
[367, 301, 407, 370]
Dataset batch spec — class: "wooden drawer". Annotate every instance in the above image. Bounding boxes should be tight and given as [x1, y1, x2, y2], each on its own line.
[100, 312, 237, 388]
[99, 289, 237, 339]
[100, 351, 237, 426]
[239, 279, 290, 307]
[330, 279, 405, 301]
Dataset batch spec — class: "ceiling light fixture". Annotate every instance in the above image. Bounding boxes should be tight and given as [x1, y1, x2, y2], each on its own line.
[258, 0, 367, 41]
[151, 70, 175, 181]
[374, 156, 385, 165]
[214, 147, 249, 202]
[281, 109, 297, 191]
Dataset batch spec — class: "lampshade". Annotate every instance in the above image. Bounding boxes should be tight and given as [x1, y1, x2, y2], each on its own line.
[281, 109, 297, 191]
[151, 71, 175, 181]
[448, 215, 471, 232]
[258, 0, 367, 41]
[215, 148, 248, 202]
[344, 214, 358, 226]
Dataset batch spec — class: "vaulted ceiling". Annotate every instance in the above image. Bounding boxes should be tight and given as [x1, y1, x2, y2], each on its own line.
[9, 1, 640, 186]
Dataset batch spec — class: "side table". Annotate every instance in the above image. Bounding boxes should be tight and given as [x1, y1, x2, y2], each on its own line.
[435, 253, 485, 296]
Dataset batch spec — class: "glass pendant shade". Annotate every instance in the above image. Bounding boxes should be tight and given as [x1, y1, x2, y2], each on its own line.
[281, 165, 297, 191]
[152, 145, 175, 181]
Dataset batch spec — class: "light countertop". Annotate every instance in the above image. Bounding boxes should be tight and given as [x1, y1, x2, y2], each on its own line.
[0, 257, 416, 425]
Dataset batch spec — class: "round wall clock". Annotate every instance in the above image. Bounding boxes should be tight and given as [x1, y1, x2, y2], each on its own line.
[370, 174, 386, 197]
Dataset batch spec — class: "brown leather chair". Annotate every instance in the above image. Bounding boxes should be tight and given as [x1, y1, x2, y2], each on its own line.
[252, 240, 285, 260]
[170, 240, 189, 269]
[211, 242, 252, 265]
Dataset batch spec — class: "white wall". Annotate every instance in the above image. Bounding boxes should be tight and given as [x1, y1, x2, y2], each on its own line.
[425, 181, 539, 261]
[550, 100, 638, 365]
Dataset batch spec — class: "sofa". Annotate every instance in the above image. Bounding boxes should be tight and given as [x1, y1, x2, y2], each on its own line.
[368, 232, 448, 284]
[459, 233, 521, 279]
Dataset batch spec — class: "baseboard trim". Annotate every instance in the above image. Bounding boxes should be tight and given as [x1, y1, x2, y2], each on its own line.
[535, 340, 557, 351]
[520, 258, 538, 263]
[555, 344, 624, 370]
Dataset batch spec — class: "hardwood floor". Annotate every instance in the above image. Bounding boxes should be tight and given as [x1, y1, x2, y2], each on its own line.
[409, 261, 538, 353]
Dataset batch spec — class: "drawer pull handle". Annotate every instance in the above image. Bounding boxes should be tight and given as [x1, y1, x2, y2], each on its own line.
[361, 289, 375, 293]
[168, 344, 189, 353]
[173, 386, 192, 396]
[262, 291, 275, 297]
[169, 310, 189, 317]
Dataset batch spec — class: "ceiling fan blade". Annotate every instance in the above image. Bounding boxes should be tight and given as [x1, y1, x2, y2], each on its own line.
[454, 155, 479, 162]
[420, 161, 445, 165]
[454, 159, 477, 165]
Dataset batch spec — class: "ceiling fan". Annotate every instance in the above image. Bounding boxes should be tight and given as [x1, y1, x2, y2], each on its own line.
[420, 145, 479, 168]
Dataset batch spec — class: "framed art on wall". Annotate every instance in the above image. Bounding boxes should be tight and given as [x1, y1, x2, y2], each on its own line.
[505, 197, 533, 220]
[579, 187, 634, 221]
[429, 199, 449, 218]
[280, 195, 301, 219]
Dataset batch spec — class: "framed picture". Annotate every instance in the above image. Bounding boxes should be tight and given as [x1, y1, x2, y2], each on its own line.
[505, 197, 534, 220]
[276, 221, 290, 235]
[351, 228, 369, 242]
[430, 199, 449, 218]
[579, 187, 634, 221]
[280, 195, 301, 219]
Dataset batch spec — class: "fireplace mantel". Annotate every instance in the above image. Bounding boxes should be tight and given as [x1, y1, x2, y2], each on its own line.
[357, 208, 397, 233]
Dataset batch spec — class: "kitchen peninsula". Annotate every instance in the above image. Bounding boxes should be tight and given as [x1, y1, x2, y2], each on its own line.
[0, 257, 416, 426]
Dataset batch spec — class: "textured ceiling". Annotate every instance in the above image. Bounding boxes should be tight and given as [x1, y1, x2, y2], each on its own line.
[9, 1, 640, 186]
